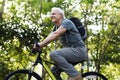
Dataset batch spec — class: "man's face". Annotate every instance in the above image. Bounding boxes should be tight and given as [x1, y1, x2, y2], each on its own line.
[50, 10, 62, 23]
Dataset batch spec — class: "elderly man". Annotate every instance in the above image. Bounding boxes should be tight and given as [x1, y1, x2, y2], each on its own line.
[33, 7, 88, 80]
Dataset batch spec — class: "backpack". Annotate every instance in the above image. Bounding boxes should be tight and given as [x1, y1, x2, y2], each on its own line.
[69, 17, 87, 41]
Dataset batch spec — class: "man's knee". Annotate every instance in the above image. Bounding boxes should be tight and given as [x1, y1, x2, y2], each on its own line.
[50, 51, 58, 60]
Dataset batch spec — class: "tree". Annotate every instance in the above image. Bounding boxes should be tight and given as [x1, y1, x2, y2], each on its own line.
[0, 0, 120, 79]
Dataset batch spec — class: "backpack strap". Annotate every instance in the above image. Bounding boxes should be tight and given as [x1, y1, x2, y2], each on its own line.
[52, 25, 58, 32]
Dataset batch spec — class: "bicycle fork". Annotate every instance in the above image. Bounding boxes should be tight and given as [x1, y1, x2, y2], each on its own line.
[28, 65, 36, 80]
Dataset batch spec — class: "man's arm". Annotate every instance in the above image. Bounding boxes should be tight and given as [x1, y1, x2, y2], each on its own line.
[38, 26, 67, 48]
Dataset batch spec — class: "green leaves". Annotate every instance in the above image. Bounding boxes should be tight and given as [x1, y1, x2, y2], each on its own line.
[0, 0, 120, 79]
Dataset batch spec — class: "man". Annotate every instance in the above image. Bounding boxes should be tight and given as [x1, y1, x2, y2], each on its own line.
[33, 7, 88, 80]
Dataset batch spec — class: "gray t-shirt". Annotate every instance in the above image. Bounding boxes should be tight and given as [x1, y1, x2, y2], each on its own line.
[54, 19, 85, 48]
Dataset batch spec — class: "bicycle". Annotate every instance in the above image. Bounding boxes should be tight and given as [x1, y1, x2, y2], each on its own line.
[5, 49, 108, 80]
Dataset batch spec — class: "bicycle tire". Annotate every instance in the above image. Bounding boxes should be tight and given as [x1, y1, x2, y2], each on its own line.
[82, 72, 108, 80]
[5, 69, 42, 80]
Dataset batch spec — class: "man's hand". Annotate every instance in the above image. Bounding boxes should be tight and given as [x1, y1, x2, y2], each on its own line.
[33, 42, 41, 50]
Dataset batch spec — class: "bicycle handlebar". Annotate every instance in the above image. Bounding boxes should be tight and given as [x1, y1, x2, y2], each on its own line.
[32, 42, 42, 53]
[32, 49, 42, 53]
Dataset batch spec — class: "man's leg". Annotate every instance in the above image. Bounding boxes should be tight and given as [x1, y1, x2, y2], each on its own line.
[51, 65, 63, 80]
[50, 48, 85, 77]
[50, 47, 87, 80]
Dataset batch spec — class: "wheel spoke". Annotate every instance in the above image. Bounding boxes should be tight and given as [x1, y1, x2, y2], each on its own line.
[82, 72, 107, 80]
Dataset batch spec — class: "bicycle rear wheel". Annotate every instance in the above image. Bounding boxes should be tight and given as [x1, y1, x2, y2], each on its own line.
[5, 69, 42, 80]
[82, 72, 108, 80]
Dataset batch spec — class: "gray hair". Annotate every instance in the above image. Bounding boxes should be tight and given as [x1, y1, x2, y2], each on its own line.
[51, 7, 66, 19]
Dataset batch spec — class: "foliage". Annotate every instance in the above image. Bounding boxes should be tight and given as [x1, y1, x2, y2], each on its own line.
[101, 63, 120, 80]
[0, 0, 120, 79]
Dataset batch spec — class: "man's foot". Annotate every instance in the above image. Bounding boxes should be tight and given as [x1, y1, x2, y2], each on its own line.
[68, 74, 82, 80]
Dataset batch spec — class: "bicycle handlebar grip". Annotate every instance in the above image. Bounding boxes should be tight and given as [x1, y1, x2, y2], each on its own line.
[32, 42, 42, 53]
[32, 48, 41, 53]
[35, 42, 40, 47]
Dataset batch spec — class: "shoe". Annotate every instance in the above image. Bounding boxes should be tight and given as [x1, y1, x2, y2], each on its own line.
[68, 74, 83, 80]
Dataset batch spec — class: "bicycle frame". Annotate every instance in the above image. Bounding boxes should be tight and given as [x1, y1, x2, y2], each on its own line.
[5, 50, 108, 80]
[42, 57, 56, 80]
[31, 51, 57, 80]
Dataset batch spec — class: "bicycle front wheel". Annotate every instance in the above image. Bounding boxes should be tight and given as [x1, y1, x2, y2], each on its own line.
[5, 69, 42, 80]
[82, 72, 108, 80]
